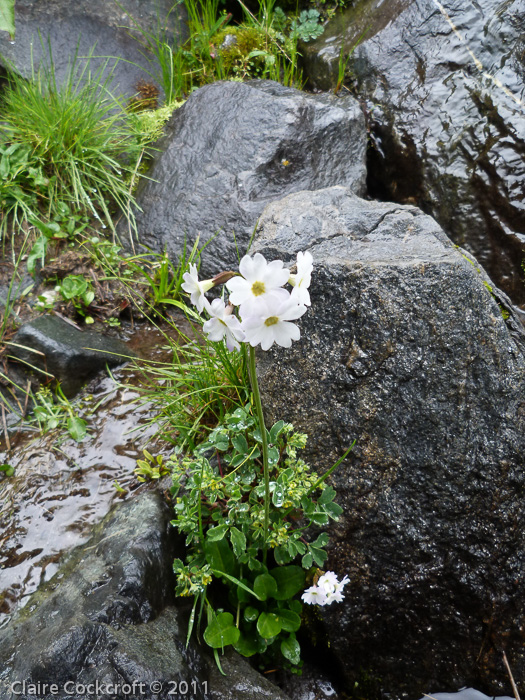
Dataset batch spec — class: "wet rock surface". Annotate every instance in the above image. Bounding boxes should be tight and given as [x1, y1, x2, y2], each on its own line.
[302, 0, 525, 306]
[11, 315, 133, 396]
[126, 79, 367, 276]
[0, 491, 292, 700]
[253, 185, 525, 696]
[0, 0, 185, 99]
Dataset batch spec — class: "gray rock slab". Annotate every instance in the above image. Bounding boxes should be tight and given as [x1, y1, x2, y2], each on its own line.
[252, 185, 525, 696]
[126, 79, 367, 276]
[302, 0, 525, 306]
[0, 491, 291, 700]
[0, 0, 186, 100]
[11, 314, 133, 396]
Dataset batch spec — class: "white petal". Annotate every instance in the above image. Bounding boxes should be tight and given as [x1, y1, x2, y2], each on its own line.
[279, 301, 307, 321]
[273, 321, 299, 347]
[251, 252, 269, 280]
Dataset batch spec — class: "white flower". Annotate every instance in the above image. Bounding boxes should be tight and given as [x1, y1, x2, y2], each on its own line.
[241, 295, 307, 351]
[289, 250, 313, 306]
[226, 253, 290, 316]
[202, 298, 245, 351]
[302, 572, 349, 606]
[317, 571, 339, 591]
[301, 585, 328, 606]
[181, 264, 214, 313]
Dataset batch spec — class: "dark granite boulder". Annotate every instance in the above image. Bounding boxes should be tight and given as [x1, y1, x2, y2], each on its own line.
[126, 79, 367, 276]
[252, 185, 525, 697]
[302, 0, 525, 306]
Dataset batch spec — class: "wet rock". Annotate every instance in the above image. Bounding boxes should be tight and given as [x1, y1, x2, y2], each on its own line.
[0, 0, 186, 99]
[301, 0, 525, 306]
[126, 79, 367, 276]
[11, 315, 133, 396]
[252, 186, 525, 697]
[0, 491, 291, 700]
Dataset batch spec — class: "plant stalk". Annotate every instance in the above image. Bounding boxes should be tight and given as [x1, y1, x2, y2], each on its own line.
[248, 345, 270, 564]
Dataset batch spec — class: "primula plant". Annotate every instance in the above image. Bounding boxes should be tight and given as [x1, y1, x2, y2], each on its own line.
[171, 251, 352, 672]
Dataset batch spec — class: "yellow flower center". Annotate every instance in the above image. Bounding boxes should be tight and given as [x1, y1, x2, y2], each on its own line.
[251, 281, 266, 296]
[265, 316, 279, 327]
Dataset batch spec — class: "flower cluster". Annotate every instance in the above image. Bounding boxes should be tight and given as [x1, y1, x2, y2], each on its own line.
[181, 251, 313, 351]
[301, 571, 349, 606]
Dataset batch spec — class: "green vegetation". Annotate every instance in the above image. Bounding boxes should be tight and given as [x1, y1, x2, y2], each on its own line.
[169, 402, 349, 670]
[124, 0, 327, 102]
[0, 53, 152, 244]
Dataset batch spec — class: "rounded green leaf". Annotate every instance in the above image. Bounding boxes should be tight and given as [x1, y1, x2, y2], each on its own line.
[257, 612, 282, 639]
[270, 566, 305, 600]
[203, 612, 240, 648]
[67, 417, 87, 442]
[244, 606, 260, 622]
[281, 634, 301, 665]
[234, 632, 258, 657]
[253, 573, 278, 601]
[275, 609, 301, 633]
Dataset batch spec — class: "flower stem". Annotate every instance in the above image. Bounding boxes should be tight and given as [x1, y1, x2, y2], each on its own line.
[248, 345, 270, 565]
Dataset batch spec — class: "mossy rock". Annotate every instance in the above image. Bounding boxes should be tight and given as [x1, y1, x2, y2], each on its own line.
[213, 25, 269, 79]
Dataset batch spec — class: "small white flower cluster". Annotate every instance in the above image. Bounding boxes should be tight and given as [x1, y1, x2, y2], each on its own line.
[301, 571, 349, 606]
[181, 251, 313, 351]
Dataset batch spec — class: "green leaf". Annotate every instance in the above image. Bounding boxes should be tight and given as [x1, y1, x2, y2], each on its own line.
[232, 434, 248, 454]
[234, 632, 258, 657]
[212, 570, 262, 600]
[274, 608, 301, 632]
[60, 275, 88, 300]
[318, 486, 337, 504]
[0, 463, 15, 477]
[67, 417, 87, 442]
[257, 612, 282, 639]
[281, 634, 301, 665]
[0, 154, 9, 179]
[229, 526, 246, 557]
[324, 501, 343, 519]
[253, 573, 278, 601]
[0, 0, 15, 36]
[30, 218, 62, 240]
[27, 236, 48, 277]
[302, 552, 313, 569]
[244, 606, 259, 622]
[274, 546, 293, 565]
[270, 566, 305, 600]
[269, 420, 285, 444]
[205, 538, 235, 575]
[203, 612, 240, 648]
[207, 524, 229, 542]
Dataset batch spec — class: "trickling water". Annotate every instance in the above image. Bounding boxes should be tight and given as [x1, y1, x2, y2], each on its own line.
[0, 323, 181, 627]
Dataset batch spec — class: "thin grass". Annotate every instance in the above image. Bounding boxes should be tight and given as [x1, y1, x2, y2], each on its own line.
[0, 45, 151, 240]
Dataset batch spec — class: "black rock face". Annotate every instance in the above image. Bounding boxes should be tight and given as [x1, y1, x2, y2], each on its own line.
[252, 186, 525, 697]
[302, 0, 525, 306]
[126, 79, 367, 277]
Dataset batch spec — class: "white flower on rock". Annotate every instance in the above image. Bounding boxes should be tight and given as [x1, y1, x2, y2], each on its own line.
[241, 295, 307, 351]
[302, 572, 349, 606]
[289, 250, 313, 306]
[181, 264, 214, 313]
[202, 298, 245, 351]
[226, 253, 290, 316]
